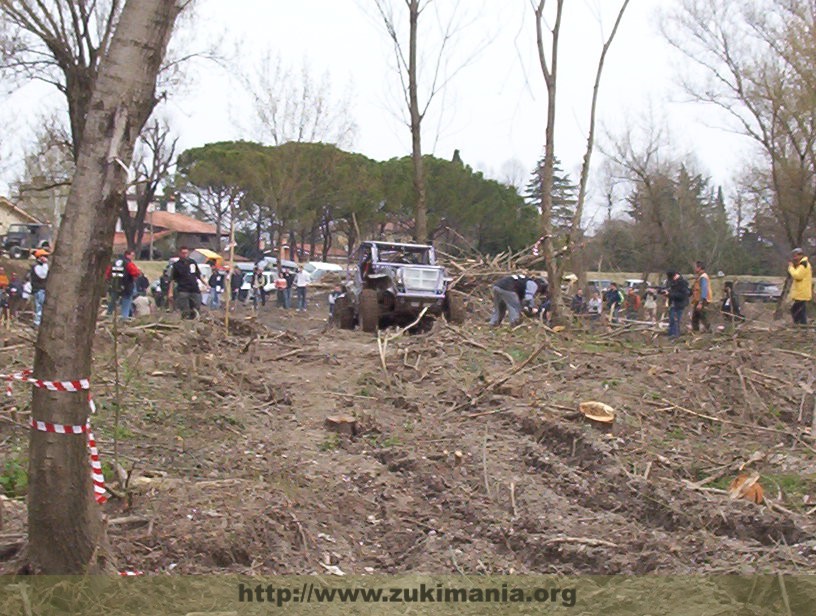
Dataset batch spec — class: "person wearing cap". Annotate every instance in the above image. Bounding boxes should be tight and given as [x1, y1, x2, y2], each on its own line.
[30, 251, 49, 327]
[788, 248, 812, 325]
[665, 270, 690, 339]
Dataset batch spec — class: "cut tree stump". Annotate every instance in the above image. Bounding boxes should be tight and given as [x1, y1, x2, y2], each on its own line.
[324, 415, 358, 436]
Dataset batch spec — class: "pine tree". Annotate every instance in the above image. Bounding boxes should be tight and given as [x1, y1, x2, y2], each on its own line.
[525, 156, 577, 236]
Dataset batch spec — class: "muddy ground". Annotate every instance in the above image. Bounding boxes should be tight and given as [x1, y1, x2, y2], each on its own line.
[1, 290, 815, 576]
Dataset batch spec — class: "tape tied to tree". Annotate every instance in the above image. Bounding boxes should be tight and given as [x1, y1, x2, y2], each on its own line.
[5, 370, 108, 505]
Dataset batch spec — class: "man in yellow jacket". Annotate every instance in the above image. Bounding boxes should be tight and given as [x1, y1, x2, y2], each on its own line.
[788, 248, 812, 325]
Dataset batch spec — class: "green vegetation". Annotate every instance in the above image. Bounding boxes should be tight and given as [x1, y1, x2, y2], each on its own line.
[0, 455, 28, 498]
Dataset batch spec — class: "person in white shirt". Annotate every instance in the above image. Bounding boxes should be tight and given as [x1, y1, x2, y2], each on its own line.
[295, 266, 310, 311]
[587, 292, 602, 319]
[30, 251, 49, 327]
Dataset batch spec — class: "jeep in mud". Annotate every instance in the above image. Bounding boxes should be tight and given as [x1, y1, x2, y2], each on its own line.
[335, 241, 465, 332]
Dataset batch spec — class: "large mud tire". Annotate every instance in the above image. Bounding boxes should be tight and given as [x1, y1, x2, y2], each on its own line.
[10, 246, 25, 260]
[359, 289, 380, 333]
[445, 293, 466, 324]
[335, 296, 355, 330]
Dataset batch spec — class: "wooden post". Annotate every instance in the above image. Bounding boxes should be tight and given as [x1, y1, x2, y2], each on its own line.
[224, 201, 236, 335]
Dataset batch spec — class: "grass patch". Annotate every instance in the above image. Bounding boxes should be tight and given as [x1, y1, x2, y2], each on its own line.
[0, 455, 28, 498]
[319, 433, 340, 452]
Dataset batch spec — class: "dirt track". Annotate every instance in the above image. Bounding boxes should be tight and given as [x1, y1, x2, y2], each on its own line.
[1, 296, 815, 575]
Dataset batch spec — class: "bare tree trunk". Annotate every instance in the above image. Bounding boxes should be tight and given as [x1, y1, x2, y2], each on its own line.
[408, 0, 428, 243]
[27, 0, 181, 574]
[535, 0, 564, 317]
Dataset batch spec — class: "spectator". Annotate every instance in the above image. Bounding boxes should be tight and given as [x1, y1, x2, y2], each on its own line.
[0, 287, 8, 328]
[587, 292, 602, 319]
[295, 266, 310, 311]
[30, 250, 49, 327]
[665, 270, 690, 339]
[281, 269, 293, 308]
[624, 287, 641, 321]
[571, 289, 586, 314]
[131, 294, 154, 318]
[230, 266, 243, 306]
[208, 268, 226, 309]
[7, 273, 23, 320]
[604, 282, 623, 323]
[167, 246, 206, 319]
[135, 272, 150, 297]
[105, 249, 141, 318]
[0, 267, 8, 289]
[328, 285, 343, 321]
[690, 260, 712, 333]
[643, 288, 658, 323]
[787, 247, 812, 325]
[275, 271, 288, 308]
[251, 266, 267, 309]
[721, 281, 744, 326]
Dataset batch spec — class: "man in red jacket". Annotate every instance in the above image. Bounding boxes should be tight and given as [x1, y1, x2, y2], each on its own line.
[105, 249, 141, 318]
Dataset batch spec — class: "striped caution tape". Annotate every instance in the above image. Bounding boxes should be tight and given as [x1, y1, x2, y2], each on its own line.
[5, 370, 108, 504]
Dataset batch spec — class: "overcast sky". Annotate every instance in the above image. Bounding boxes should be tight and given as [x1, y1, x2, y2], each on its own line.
[2, 0, 747, 223]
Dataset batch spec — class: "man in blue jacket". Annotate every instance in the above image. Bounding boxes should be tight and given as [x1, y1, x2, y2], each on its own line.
[665, 270, 690, 339]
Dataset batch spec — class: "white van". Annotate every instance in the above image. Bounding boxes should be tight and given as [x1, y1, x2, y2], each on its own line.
[303, 261, 343, 282]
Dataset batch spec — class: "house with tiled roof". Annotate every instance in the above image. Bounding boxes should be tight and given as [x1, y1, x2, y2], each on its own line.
[0, 197, 42, 233]
[113, 209, 226, 258]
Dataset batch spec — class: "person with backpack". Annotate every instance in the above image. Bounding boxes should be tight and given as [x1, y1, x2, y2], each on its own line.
[665, 270, 690, 339]
[105, 249, 141, 319]
[690, 260, 713, 333]
[30, 250, 49, 327]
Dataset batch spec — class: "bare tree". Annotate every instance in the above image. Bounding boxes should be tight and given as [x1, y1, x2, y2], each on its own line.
[245, 53, 357, 148]
[119, 118, 178, 254]
[664, 0, 816, 250]
[531, 0, 631, 317]
[27, 0, 183, 574]
[372, 0, 481, 243]
[0, 1, 201, 161]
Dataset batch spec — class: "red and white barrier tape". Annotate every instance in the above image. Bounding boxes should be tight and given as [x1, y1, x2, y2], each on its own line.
[5, 370, 108, 504]
[118, 570, 145, 577]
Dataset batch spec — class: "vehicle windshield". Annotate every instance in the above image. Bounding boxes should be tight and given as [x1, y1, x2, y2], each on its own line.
[7, 225, 32, 234]
[376, 246, 431, 265]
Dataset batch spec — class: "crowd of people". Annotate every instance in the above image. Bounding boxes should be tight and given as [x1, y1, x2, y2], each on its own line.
[490, 249, 813, 339]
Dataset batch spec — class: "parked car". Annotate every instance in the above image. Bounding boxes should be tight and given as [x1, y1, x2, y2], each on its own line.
[735, 281, 783, 303]
[303, 260, 344, 283]
[336, 241, 464, 332]
[587, 279, 613, 294]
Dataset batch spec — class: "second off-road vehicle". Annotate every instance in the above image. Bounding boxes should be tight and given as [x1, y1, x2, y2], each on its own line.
[335, 241, 465, 332]
[2, 223, 52, 259]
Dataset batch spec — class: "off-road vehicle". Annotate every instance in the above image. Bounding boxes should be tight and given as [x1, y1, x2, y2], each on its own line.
[335, 241, 465, 332]
[2, 223, 52, 259]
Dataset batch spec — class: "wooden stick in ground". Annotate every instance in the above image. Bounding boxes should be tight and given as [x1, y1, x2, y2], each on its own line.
[224, 202, 236, 335]
[376, 307, 429, 386]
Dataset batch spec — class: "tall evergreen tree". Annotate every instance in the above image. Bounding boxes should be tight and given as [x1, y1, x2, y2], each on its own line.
[525, 156, 578, 237]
